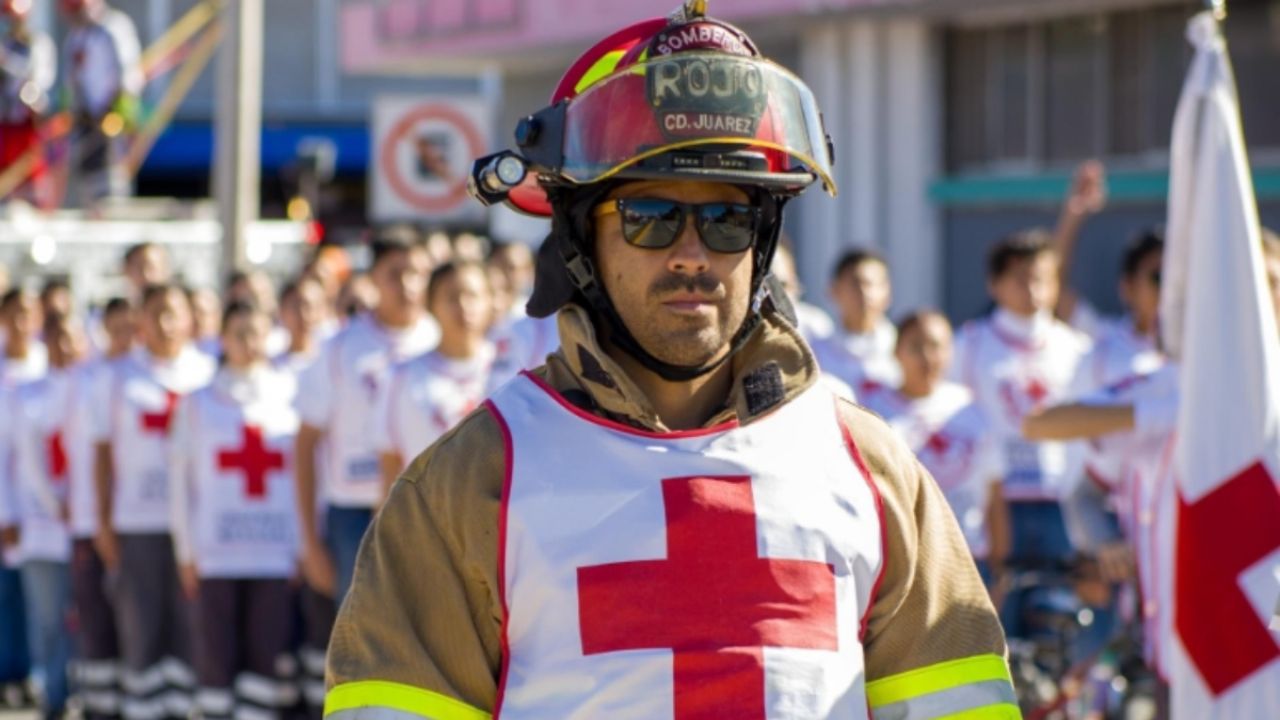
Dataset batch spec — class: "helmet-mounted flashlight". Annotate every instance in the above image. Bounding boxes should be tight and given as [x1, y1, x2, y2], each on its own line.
[468, 151, 530, 206]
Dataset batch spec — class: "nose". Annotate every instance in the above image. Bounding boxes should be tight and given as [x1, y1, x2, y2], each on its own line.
[666, 214, 711, 276]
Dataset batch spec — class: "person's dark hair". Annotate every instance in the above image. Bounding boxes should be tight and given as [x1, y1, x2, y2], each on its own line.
[42, 310, 75, 339]
[0, 288, 26, 313]
[831, 247, 888, 283]
[141, 283, 183, 308]
[123, 242, 159, 266]
[103, 296, 131, 318]
[40, 277, 70, 299]
[427, 261, 487, 307]
[370, 235, 413, 269]
[987, 228, 1055, 280]
[894, 308, 950, 349]
[224, 270, 251, 293]
[1121, 228, 1165, 279]
[220, 299, 264, 331]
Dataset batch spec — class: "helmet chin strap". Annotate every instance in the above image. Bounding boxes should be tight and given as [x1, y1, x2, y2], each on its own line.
[552, 186, 788, 383]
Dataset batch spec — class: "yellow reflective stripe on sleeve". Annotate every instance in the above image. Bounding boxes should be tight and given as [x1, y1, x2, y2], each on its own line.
[574, 49, 627, 94]
[323, 681, 491, 720]
[866, 653, 1013, 708]
[936, 703, 1023, 719]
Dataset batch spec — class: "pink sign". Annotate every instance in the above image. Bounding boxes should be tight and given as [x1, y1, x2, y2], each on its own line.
[341, 0, 895, 73]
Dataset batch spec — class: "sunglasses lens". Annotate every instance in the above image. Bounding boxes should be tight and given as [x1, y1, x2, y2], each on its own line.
[698, 204, 759, 253]
[619, 200, 684, 249]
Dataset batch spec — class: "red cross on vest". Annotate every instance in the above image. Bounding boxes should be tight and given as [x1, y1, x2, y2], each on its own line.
[46, 432, 68, 482]
[925, 431, 951, 455]
[1175, 460, 1280, 695]
[577, 475, 838, 719]
[140, 390, 180, 435]
[217, 425, 285, 499]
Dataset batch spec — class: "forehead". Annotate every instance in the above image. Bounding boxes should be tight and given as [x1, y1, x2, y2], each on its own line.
[903, 314, 952, 339]
[610, 180, 751, 204]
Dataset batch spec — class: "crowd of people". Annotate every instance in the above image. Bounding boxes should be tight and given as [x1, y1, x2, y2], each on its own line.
[1, 160, 1278, 720]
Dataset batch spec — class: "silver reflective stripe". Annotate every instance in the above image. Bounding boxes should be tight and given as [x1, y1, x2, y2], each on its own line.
[870, 678, 1017, 720]
[327, 708, 447, 720]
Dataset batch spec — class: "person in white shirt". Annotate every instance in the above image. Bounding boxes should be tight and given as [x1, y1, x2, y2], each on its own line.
[810, 248, 900, 392]
[0, 288, 46, 698]
[92, 284, 215, 720]
[170, 300, 301, 720]
[950, 230, 1091, 566]
[272, 275, 333, 715]
[2, 312, 86, 719]
[59, 0, 141, 204]
[1074, 230, 1165, 394]
[70, 296, 132, 720]
[295, 238, 438, 605]
[860, 310, 1006, 581]
[376, 261, 497, 499]
[187, 286, 222, 359]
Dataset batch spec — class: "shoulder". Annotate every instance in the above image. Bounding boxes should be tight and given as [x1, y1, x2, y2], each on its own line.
[835, 398, 918, 482]
[393, 405, 506, 538]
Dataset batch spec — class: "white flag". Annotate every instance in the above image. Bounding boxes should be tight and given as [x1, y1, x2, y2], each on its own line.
[1161, 11, 1280, 719]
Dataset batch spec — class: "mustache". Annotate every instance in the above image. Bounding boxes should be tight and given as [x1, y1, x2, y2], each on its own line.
[648, 272, 724, 300]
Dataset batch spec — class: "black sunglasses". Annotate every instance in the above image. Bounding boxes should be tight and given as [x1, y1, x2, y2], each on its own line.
[593, 198, 762, 254]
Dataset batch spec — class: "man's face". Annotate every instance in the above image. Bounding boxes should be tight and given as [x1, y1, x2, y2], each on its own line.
[3, 294, 39, 344]
[371, 249, 426, 318]
[142, 289, 190, 357]
[831, 260, 890, 329]
[281, 279, 327, 339]
[46, 320, 86, 368]
[221, 312, 269, 368]
[1119, 250, 1163, 331]
[124, 246, 171, 291]
[990, 253, 1059, 317]
[188, 289, 221, 339]
[430, 267, 493, 340]
[895, 315, 952, 391]
[492, 244, 535, 300]
[594, 180, 753, 368]
[102, 308, 135, 355]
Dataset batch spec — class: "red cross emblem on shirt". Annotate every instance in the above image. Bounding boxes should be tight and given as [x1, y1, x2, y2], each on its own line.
[925, 432, 952, 455]
[1025, 377, 1049, 405]
[46, 432, 68, 483]
[1175, 460, 1280, 695]
[140, 390, 180, 435]
[577, 475, 838, 719]
[217, 425, 285, 499]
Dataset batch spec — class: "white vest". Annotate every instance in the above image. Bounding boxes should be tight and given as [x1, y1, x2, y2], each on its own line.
[487, 373, 884, 719]
[379, 348, 496, 463]
[952, 312, 1088, 501]
[105, 348, 215, 533]
[8, 373, 73, 563]
[178, 375, 299, 578]
[860, 382, 995, 558]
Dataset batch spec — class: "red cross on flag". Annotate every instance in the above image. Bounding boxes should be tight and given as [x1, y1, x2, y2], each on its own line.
[1161, 10, 1280, 718]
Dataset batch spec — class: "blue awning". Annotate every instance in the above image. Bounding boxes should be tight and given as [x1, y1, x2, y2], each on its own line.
[141, 121, 370, 175]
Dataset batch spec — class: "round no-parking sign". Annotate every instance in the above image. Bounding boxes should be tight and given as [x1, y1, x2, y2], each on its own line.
[371, 95, 494, 223]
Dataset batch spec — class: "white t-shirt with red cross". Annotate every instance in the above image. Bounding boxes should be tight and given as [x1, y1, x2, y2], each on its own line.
[0, 345, 49, 534]
[169, 367, 300, 579]
[1072, 317, 1164, 395]
[4, 370, 76, 563]
[66, 359, 116, 539]
[373, 345, 497, 465]
[950, 309, 1091, 502]
[294, 314, 438, 508]
[487, 373, 884, 717]
[809, 318, 902, 394]
[859, 381, 998, 558]
[92, 346, 216, 534]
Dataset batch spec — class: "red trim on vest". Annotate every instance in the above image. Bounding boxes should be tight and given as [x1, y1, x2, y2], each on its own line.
[485, 399, 515, 717]
[835, 399, 887, 642]
[521, 371, 740, 439]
